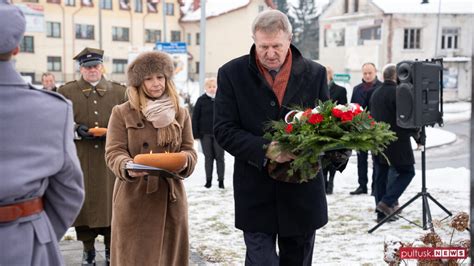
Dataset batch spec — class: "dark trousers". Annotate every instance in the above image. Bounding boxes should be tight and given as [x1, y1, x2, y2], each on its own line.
[201, 134, 225, 181]
[76, 226, 111, 251]
[356, 151, 374, 189]
[383, 165, 415, 206]
[374, 162, 415, 207]
[322, 168, 336, 189]
[243, 231, 315, 266]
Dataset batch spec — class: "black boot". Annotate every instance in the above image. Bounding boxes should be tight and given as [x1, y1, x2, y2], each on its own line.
[82, 249, 96, 265]
[204, 177, 212, 188]
[218, 179, 224, 189]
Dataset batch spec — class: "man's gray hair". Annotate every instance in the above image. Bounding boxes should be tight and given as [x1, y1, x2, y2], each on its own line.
[251, 9, 292, 37]
[382, 63, 397, 82]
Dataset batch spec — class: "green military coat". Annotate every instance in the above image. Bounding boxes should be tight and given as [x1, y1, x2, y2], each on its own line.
[58, 77, 126, 228]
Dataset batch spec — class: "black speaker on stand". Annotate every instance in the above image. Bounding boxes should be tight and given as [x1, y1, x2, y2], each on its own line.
[369, 59, 452, 233]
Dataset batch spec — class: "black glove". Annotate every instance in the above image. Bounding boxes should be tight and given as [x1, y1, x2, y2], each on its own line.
[322, 149, 352, 173]
[76, 124, 94, 140]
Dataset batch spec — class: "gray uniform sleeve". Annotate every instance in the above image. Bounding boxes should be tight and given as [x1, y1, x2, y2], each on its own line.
[43, 103, 85, 240]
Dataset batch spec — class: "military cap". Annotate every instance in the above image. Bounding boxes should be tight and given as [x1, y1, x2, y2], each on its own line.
[73, 47, 104, 67]
[0, 2, 26, 54]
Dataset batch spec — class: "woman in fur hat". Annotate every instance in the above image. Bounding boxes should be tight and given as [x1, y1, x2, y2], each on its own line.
[105, 51, 197, 265]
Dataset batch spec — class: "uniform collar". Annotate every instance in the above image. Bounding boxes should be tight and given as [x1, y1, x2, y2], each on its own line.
[0, 61, 27, 86]
[78, 76, 108, 97]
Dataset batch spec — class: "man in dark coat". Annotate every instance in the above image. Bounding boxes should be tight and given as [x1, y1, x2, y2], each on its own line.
[349, 62, 382, 195]
[0, 3, 84, 265]
[214, 10, 329, 265]
[369, 63, 420, 222]
[58, 47, 126, 265]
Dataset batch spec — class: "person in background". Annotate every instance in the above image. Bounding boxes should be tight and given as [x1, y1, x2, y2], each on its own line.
[349, 62, 382, 195]
[105, 51, 197, 265]
[192, 77, 225, 189]
[214, 10, 329, 265]
[322, 66, 348, 194]
[58, 47, 127, 265]
[0, 3, 84, 265]
[41, 72, 57, 91]
[369, 63, 420, 223]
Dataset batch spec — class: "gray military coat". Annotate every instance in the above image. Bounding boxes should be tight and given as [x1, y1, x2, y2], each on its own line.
[0, 61, 84, 265]
[58, 77, 126, 227]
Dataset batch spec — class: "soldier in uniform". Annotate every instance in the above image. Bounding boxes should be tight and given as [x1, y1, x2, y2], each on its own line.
[58, 47, 127, 265]
[0, 3, 85, 265]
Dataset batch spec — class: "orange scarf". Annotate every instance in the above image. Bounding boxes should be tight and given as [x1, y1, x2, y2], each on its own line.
[256, 49, 292, 106]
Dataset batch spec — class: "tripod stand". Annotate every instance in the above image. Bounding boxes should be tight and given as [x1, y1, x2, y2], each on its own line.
[368, 126, 452, 233]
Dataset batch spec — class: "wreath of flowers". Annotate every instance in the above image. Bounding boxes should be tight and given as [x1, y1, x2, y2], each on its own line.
[264, 100, 397, 182]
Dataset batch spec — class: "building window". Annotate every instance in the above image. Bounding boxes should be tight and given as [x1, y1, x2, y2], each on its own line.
[119, 0, 130, 10]
[403, 28, 421, 49]
[171, 30, 181, 42]
[186, 33, 191, 45]
[112, 27, 130, 42]
[65, 0, 75, 6]
[47, 0, 61, 3]
[344, 0, 348, 13]
[354, 0, 359, 12]
[46, 22, 61, 38]
[441, 28, 459, 50]
[145, 29, 161, 43]
[195, 32, 200, 45]
[358, 25, 381, 45]
[135, 0, 142, 12]
[165, 3, 174, 15]
[80, 0, 94, 7]
[20, 36, 34, 53]
[195, 61, 199, 74]
[75, 24, 95, 40]
[112, 59, 128, 73]
[100, 0, 112, 9]
[47, 56, 62, 72]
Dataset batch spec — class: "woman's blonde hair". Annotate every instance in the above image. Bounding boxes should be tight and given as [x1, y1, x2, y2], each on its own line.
[128, 78, 180, 114]
[204, 77, 217, 88]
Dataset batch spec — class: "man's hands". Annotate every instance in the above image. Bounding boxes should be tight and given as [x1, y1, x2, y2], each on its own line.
[266, 141, 296, 163]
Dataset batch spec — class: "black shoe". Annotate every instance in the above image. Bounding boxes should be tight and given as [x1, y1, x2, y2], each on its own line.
[349, 186, 367, 195]
[82, 249, 96, 265]
[204, 180, 212, 188]
[218, 180, 224, 189]
[376, 214, 398, 223]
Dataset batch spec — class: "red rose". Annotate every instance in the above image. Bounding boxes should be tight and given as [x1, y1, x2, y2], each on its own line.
[285, 124, 293, 134]
[341, 111, 354, 122]
[332, 108, 343, 118]
[308, 113, 324, 125]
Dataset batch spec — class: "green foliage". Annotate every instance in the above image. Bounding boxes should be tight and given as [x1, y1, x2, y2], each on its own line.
[264, 100, 397, 182]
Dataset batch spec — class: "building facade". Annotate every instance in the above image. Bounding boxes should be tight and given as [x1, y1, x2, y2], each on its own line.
[319, 0, 473, 101]
[13, 0, 184, 84]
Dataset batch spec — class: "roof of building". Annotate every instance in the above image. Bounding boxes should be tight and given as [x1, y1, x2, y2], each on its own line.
[180, 0, 274, 22]
[372, 0, 474, 14]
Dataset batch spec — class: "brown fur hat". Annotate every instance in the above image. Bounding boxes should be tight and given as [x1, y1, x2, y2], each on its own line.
[127, 51, 174, 87]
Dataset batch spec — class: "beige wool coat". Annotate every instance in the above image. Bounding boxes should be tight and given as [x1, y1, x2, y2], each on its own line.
[58, 77, 126, 227]
[105, 101, 197, 266]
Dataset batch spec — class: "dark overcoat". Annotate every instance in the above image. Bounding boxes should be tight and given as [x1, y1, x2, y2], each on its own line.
[58, 77, 126, 227]
[329, 81, 348, 105]
[0, 61, 84, 265]
[369, 80, 419, 165]
[214, 45, 329, 236]
[191, 93, 215, 139]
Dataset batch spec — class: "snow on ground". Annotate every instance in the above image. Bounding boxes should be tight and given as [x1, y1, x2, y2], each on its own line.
[186, 152, 470, 265]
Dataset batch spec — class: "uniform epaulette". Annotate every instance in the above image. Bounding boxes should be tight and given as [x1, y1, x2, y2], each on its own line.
[111, 81, 127, 87]
[28, 84, 69, 102]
